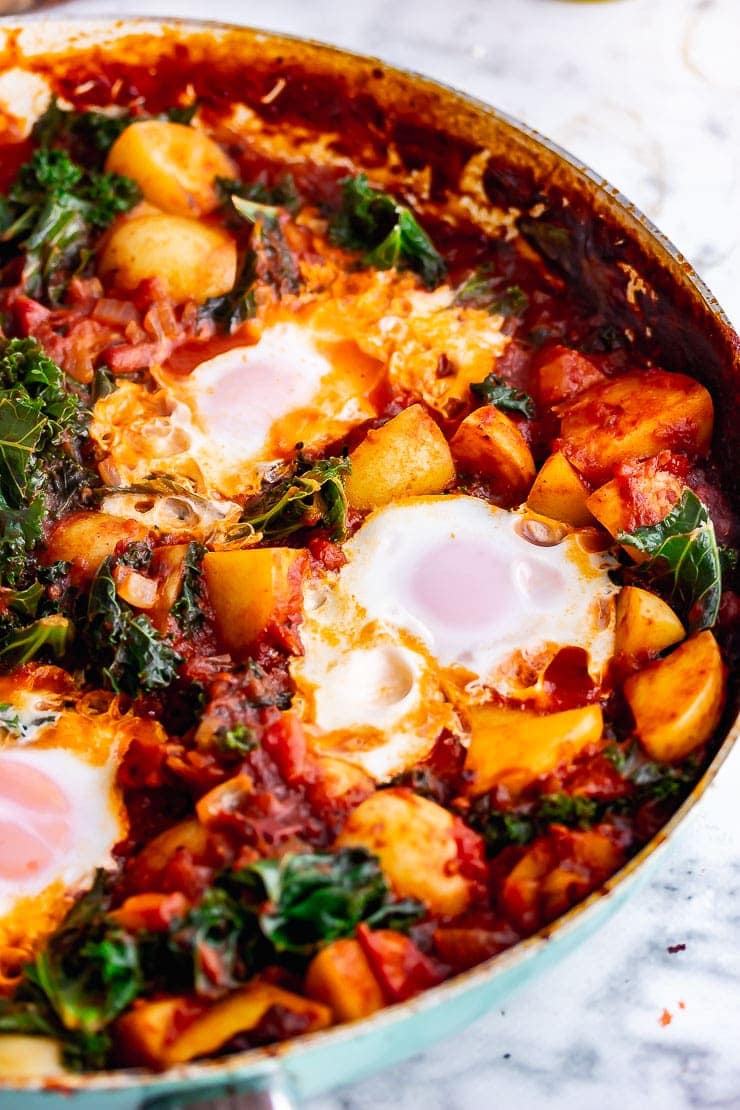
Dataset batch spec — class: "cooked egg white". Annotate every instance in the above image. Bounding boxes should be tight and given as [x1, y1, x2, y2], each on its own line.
[292, 495, 618, 781]
[91, 318, 382, 499]
[0, 682, 131, 952]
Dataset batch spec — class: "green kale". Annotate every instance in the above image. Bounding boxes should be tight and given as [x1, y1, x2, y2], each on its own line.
[33, 99, 133, 160]
[618, 489, 723, 631]
[215, 721, 258, 755]
[171, 541, 207, 634]
[604, 742, 699, 803]
[224, 847, 424, 956]
[217, 173, 301, 214]
[33, 98, 200, 164]
[470, 372, 536, 418]
[84, 557, 182, 696]
[0, 148, 140, 302]
[230, 195, 301, 298]
[165, 102, 200, 126]
[0, 614, 71, 668]
[329, 173, 446, 288]
[0, 874, 138, 1069]
[198, 249, 257, 332]
[0, 339, 88, 666]
[241, 453, 351, 542]
[455, 269, 529, 318]
[470, 792, 601, 856]
[518, 219, 576, 278]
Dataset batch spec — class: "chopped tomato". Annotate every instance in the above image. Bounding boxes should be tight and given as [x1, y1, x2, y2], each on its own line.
[356, 925, 446, 1003]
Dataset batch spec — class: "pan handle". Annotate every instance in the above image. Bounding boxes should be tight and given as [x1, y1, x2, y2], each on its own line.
[141, 1073, 298, 1110]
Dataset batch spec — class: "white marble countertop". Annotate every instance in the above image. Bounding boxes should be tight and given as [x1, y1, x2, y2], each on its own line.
[16, 0, 740, 1105]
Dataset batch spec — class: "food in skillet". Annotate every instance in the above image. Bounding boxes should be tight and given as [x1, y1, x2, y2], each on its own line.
[0, 60, 735, 1078]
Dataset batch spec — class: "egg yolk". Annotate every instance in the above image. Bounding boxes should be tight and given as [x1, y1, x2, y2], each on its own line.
[0, 757, 72, 881]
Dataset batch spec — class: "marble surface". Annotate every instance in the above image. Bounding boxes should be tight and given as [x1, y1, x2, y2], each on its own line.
[17, 0, 740, 1106]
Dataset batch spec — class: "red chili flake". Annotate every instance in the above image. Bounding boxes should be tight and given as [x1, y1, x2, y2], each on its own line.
[659, 1008, 672, 1027]
[667, 943, 686, 954]
[678, 1001, 686, 1010]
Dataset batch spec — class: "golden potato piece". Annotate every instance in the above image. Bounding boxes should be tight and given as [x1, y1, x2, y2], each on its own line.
[537, 345, 607, 406]
[203, 547, 305, 658]
[305, 938, 384, 1021]
[526, 451, 593, 526]
[0, 1036, 64, 1079]
[105, 119, 237, 217]
[99, 213, 237, 304]
[465, 703, 604, 795]
[558, 370, 713, 483]
[43, 510, 149, 586]
[449, 404, 535, 505]
[336, 788, 477, 916]
[345, 404, 455, 511]
[115, 983, 330, 1068]
[623, 630, 725, 762]
[614, 586, 684, 662]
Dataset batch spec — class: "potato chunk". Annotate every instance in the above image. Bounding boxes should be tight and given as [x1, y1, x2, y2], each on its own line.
[465, 703, 604, 795]
[305, 938, 384, 1021]
[558, 370, 713, 483]
[43, 510, 149, 586]
[623, 630, 725, 761]
[99, 213, 237, 304]
[105, 119, 237, 217]
[526, 451, 593, 526]
[335, 788, 479, 916]
[345, 404, 455, 510]
[614, 586, 684, 662]
[537, 345, 607, 406]
[586, 458, 685, 560]
[449, 404, 536, 505]
[0, 1036, 64, 1079]
[115, 983, 330, 1068]
[203, 548, 305, 658]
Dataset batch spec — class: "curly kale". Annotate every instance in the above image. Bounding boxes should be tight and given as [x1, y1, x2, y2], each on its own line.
[329, 173, 446, 288]
[241, 453, 351, 542]
[0, 148, 140, 302]
[83, 557, 182, 696]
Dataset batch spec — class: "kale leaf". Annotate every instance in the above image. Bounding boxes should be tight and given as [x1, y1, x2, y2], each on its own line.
[0, 338, 88, 667]
[29, 876, 142, 1035]
[84, 557, 182, 696]
[33, 98, 201, 165]
[0, 614, 72, 668]
[618, 489, 723, 631]
[329, 173, 446, 288]
[171, 541, 207, 634]
[518, 218, 577, 278]
[0, 148, 140, 302]
[217, 173, 301, 214]
[470, 372, 536, 418]
[198, 249, 257, 331]
[0, 874, 138, 1069]
[230, 195, 300, 297]
[223, 847, 424, 956]
[241, 453, 351, 542]
[604, 742, 699, 803]
[455, 268, 529, 318]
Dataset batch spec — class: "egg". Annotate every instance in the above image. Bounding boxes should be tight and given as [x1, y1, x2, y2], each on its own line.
[0, 678, 130, 955]
[91, 319, 382, 499]
[292, 495, 618, 781]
